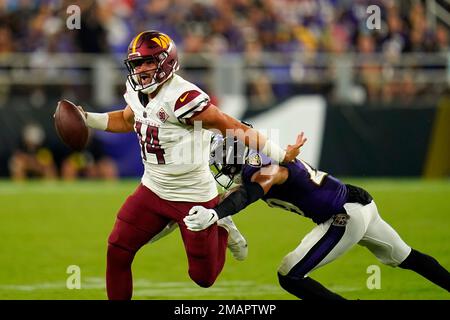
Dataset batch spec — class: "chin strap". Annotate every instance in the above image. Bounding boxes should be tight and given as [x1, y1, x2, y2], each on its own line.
[140, 83, 158, 94]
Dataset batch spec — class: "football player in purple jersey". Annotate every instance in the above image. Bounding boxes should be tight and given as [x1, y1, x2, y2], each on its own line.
[184, 135, 450, 300]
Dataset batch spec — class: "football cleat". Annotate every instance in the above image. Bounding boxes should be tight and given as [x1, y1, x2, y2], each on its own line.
[217, 216, 248, 261]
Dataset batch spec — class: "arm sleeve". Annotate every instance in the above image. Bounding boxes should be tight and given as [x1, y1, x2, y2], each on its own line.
[215, 182, 265, 219]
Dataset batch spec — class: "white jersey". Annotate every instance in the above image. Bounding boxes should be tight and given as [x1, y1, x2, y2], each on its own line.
[123, 74, 218, 202]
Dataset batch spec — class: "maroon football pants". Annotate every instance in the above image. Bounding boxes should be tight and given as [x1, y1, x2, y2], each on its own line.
[106, 183, 228, 300]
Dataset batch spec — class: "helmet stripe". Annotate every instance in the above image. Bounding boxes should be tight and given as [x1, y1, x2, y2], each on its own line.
[132, 31, 146, 53]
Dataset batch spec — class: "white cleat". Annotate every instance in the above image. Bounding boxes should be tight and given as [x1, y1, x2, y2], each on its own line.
[217, 216, 248, 261]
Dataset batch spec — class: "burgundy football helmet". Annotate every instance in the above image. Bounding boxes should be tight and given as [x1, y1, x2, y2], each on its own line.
[125, 30, 179, 94]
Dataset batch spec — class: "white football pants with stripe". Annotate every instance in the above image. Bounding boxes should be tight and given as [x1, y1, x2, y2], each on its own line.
[278, 201, 412, 278]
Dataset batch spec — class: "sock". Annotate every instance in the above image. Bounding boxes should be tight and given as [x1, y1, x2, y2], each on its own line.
[106, 244, 135, 300]
[398, 248, 450, 291]
[278, 273, 346, 300]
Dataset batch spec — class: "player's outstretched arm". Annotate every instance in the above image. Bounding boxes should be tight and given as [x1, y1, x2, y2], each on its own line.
[183, 165, 289, 231]
[78, 105, 135, 133]
[190, 104, 306, 163]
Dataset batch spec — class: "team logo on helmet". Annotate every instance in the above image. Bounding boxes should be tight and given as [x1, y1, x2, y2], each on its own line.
[247, 153, 262, 167]
[151, 34, 171, 49]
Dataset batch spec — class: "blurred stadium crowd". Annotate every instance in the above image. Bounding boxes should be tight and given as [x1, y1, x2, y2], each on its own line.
[1, 0, 449, 103]
[1, 0, 448, 54]
[0, 0, 449, 180]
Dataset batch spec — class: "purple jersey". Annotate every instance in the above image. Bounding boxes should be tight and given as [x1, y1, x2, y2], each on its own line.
[242, 151, 348, 224]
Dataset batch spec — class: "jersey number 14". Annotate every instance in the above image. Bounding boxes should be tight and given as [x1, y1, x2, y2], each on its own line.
[135, 121, 166, 164]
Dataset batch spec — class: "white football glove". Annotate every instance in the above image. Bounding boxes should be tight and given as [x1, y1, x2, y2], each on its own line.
[183, 206, 219, 231]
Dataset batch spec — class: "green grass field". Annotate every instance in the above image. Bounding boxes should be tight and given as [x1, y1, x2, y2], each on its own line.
[0, 179, 449, 300]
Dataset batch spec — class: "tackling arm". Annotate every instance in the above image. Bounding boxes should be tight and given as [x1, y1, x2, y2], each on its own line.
[183, 165, 289, 231]
[215, 165, 289, 218]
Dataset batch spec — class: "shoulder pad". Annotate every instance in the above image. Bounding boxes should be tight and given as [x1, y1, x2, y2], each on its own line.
[174, 90, 203, 112]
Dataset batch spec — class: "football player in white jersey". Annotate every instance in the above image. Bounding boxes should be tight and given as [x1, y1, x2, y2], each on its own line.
[76, 30, 304, 299]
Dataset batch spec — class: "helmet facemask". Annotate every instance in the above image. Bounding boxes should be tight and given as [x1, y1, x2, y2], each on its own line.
[210, 135, 248, 189]
[125, 55, 164, 94]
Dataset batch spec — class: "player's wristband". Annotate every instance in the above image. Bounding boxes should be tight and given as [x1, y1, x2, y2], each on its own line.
[86, 112, 108, 130]
[261, 139, 286, 163]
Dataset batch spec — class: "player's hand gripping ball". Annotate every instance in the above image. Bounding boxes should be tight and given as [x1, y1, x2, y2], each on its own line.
[54, 99, 89, 151]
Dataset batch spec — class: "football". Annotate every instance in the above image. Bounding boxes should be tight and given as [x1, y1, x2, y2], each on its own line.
[54, 99, 89, 151]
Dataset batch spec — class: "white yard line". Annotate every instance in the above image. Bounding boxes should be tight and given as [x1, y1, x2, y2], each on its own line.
[0, 277, 359, 297]
[0, 186, 128, 195]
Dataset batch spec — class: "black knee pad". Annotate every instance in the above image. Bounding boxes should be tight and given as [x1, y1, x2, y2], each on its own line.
[277, 272, 346, 300]
[278, 272, 310, 299]
[278, 272, 298, 291]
